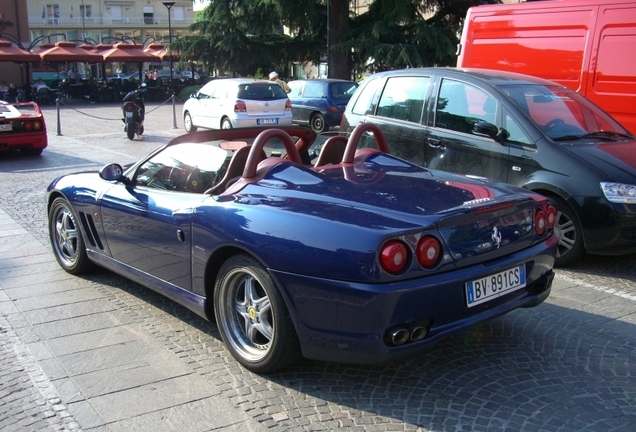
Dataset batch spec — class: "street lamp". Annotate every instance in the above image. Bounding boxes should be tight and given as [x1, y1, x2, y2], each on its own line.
[162, 1, 175, 88]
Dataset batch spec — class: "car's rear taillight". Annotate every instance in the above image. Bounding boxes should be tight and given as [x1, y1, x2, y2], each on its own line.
[33, 120, 43, 130]
[285, 100, 292, 111]
[535, 210, 546, 236]
[23, 121, 33, 131]
[380, 240, 409, 274]
[235, 100, 247, 112]
[327, 104, 340, 114]
[545, 205, 557, 229]
[416, 235, 442, 269]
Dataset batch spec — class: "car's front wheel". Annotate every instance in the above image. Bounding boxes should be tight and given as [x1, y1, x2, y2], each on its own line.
[550, 196, 585, 267]
[48, 197, 94, 274]
[214, 255, 301, 373]
[310, 113, 328, 133]
[184, 112, 197, 133]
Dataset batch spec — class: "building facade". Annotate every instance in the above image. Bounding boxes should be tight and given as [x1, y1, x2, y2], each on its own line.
[0, 2, 31, 87]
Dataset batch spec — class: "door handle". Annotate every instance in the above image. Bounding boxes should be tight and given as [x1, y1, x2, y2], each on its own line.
[428, 138, 444, 149]
[176, 229, 186, 242]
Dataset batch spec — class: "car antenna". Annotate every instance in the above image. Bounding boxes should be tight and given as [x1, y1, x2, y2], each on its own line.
[399, 44, 414, 68]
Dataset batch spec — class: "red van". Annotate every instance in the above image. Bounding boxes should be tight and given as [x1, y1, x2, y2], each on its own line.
[457, 0, 636, 134]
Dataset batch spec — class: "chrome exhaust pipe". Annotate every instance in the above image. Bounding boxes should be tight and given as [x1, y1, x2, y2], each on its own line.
[408, 325, 427, 342]
[387, 326, 410, 346]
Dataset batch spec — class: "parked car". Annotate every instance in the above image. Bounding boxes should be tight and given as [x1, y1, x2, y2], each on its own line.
[341, 67, 636, 267]
[180, 71, 201, 82]
[182, 78, 292, 132]
[288, 79, 358, 133]
[46, 124, 557, 373]
[0, 100, 48, 156]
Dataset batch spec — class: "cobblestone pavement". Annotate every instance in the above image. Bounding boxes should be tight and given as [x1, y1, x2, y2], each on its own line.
[0, 101, 635, 431]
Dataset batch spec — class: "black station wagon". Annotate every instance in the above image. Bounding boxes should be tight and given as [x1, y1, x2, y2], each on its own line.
[341, 67, 636, 267]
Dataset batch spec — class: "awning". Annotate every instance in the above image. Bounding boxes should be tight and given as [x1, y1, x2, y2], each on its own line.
[102, 43, 157, 63]
[143, 43, 179, 62]
[0, 40, 40, 63]
[37, 41, 103, 63]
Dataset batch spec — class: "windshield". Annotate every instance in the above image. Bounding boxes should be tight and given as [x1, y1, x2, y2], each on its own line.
[498, 84, 631, 141]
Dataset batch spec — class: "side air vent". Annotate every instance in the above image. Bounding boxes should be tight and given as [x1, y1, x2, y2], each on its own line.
[79, 212, 104, 250]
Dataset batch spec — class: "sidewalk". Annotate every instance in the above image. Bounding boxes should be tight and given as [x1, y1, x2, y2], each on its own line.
[0, 206, 264, 432]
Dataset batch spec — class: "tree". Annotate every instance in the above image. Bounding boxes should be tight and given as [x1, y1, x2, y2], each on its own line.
[172, 0, 500, 79]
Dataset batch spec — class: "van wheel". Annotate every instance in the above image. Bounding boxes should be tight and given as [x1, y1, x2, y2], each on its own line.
[550, 196, 585, 267]
[184, 112, 197, 133]
[310, 113, 328, 133]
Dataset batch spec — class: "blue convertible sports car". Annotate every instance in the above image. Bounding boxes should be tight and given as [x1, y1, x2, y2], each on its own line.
[47, 124, 557, 373]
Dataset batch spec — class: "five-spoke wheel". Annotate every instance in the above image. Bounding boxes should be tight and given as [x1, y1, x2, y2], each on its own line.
[48, 197, 93, 274]
[214, 255, 301, 373]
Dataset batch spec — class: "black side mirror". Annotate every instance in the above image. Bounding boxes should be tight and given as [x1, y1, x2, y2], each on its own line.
[99, 163, 127, 183]
[473, 121, 499, 139]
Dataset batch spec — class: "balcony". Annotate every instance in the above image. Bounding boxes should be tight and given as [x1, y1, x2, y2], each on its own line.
[29, 15, 194, 28]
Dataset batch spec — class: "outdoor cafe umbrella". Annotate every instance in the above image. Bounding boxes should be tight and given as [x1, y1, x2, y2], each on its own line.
[0, 40, 40, 63]
[37, 41, 102, 63]
[142, 43, 179, 62]
[102, 43, 157, 82]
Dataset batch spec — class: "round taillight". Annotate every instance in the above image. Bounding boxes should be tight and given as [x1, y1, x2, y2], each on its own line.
[535, 210, 546, 236]
[416, 235, 441, 269]
[545, 206, 557, 229]
[33, 120, 42, 130]
[235, 101, 247, 112]
[23, 121, 33, 131]
[380, 240, 409, 274]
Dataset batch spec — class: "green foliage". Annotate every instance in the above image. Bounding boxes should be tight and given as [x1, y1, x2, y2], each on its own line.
[172, 0, 501, 77]
[179, 85, 201, 102]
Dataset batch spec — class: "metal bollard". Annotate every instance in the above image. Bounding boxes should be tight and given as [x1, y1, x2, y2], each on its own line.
[56, 97, 62, 136]
[171, 93, 177, 129]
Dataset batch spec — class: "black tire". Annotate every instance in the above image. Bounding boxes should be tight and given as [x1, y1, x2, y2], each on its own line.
[184, 112, 197, 133]
[310, 113, 328, 133]
[221, 117, 233, 129]
[48, 197, 94, 274]
[550, 195, 585, 267]
[126, 124, 135, 140]
[214, 255, 302, 373]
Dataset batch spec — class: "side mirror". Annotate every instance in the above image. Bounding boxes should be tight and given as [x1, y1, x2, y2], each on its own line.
[473, 121, 499, 139]
[99, 163, 126, 182]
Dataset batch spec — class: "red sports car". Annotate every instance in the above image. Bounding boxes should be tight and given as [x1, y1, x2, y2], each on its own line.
[0, 100, 48, 156]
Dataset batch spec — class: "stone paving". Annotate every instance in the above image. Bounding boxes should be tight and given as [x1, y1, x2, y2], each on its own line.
[0, 101, 635, 431]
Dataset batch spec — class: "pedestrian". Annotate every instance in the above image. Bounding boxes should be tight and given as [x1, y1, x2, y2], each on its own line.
[0, 81, 8, 101]
[269, 71, 291, 94]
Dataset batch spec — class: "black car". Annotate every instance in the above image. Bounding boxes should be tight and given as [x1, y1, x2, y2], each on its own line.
[341, 67, 636, 266]
[288, 79, 358, 133]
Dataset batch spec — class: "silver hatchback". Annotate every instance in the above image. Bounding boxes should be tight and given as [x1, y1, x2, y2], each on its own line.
[182, 78, 293, 133]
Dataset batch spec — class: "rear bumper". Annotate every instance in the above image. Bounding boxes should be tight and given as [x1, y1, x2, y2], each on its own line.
[233, 115, 293, 129]
[271, 237, 556, 365]
[0, 131, 48, 152]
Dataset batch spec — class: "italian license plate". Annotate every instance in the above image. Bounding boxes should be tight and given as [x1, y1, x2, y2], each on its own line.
[257, 118, 278, 125]
[465, 264, 526, 307]
[0, 123, 12, 132]
[125, 111, 133, 118]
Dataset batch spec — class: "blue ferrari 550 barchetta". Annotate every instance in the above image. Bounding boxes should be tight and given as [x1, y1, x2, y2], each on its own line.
[47, 124, 557, 373]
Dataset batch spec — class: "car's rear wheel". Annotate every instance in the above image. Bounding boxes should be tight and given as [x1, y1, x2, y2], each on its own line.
[184, 112, 197, 133]
[214, 255, 301, 373]
[221, 117, 233, 129]
[550, 196, 585, 267]
[48, 197, 94, 274]
[310, 113, 328, 133]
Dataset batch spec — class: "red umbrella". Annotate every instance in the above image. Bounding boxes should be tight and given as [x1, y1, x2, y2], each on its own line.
[102, 43, 156, 63]
[143, 43, 179, 62]
[0, 40, 39, 63]
[37, 41, 102, 63]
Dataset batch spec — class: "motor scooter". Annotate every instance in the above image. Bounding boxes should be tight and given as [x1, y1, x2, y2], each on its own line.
[121, 83, 147, 140]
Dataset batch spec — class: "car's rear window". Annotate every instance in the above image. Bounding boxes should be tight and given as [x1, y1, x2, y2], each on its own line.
[330, 82, 358, 99]
[237, 83, 288, 100]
